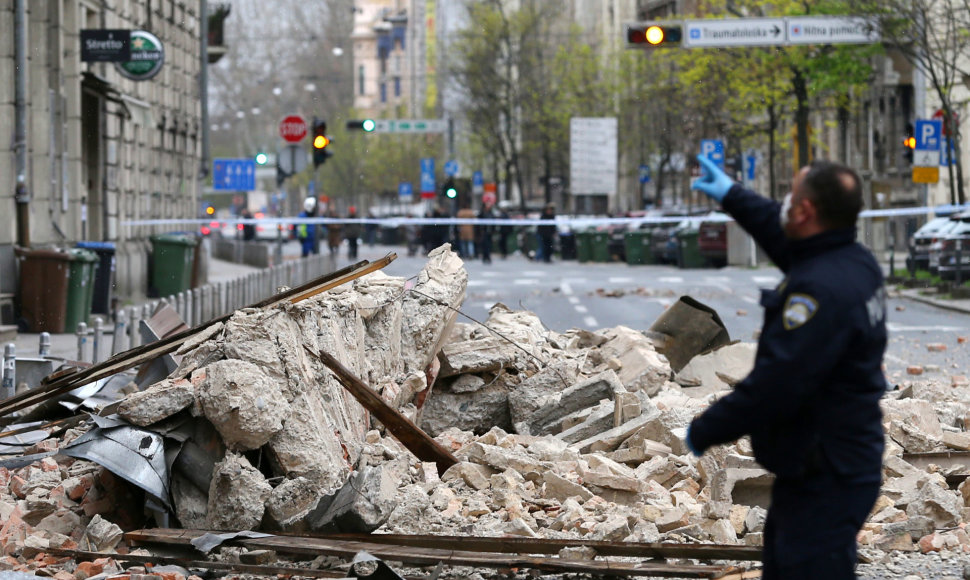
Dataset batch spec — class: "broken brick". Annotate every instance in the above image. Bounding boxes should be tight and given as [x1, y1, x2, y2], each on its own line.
[927, 343, 947, 352]
[907, 366, 924, 376]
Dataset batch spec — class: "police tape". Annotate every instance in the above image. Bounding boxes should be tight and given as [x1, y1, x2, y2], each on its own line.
[121, 203, 965, 230]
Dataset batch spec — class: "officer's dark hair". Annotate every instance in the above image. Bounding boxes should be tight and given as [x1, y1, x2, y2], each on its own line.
[801, 161, 863, 229]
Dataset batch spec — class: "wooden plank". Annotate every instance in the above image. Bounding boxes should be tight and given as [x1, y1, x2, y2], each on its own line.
[0, 256, 395, 422]
[309, 348, 458, 476]
[124, 529, 747, 578]
[46, 547, 350, 579]
[323, 532, 761, 561]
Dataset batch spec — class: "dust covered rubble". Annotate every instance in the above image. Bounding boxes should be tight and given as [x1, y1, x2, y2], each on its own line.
[5, 248, 970, 577]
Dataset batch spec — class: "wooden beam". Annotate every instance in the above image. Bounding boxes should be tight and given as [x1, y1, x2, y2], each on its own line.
[0, 256, 395, 422]
[308, 348, 458, 476]
[125, 529, 752, 579]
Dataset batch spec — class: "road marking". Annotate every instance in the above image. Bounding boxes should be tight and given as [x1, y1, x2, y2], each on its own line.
[575, 305, 588, 313]
[658, 276, 684, 283]
[887, 323, 968, 332]
[480, 271, 500, 277]
[478, 302, 497, 309]
[568, 296, 580, 305]
[741, 296, 758, 304]
[514, 279, 539, 285]
[561, 281, 574, 295]
[752, 276, 780, 285]
[609, 277, 634, 284]
[521, 270, 544, 277]
[483, 290, 498, 297]
[705, 276, 731, 283]
[468, 280, 486, 287]
[884, 353, 908, 365]
[584, 315, 599, 327]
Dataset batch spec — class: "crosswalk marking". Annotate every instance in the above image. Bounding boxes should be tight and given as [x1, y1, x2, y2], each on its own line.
[887, 323, 967, 332]
[568, 296, 580, 305]
[658, 276, 684, 283]
[575, 305, 588, 313]
[468, 280, 486, 287]
[609, 277, 634, 284]
[514, 279, 539, 285]
[741, 296, 758, 304]
[752, 276, 780, 285]
[584, 316, 599, 327]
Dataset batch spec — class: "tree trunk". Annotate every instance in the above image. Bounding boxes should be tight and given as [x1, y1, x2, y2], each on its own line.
[792, 68, 810, 169]
[768, 104, 778, 200]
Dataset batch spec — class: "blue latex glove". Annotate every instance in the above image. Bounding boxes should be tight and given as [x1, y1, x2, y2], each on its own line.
[685, 424, 701, 457]
[691, 154, 734, 202]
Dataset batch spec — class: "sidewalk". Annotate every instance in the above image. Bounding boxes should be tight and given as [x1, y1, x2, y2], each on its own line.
[895, 287, 970, 315]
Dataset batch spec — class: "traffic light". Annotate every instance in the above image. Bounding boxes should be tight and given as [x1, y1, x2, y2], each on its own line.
[627, 23, 683, 48]
[444, 178, 457, 199]
[312, 118, 332, 168]
[903, 122, 915, 164]
[346, 119, 376, 132]
[255, 152, 268, 165]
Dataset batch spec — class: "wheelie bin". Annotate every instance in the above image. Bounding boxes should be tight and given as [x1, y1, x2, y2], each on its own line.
[576, 231, 593, 263]
[76, 241, 116, 314]
[14, 247, 73, 333]
[591, 231, 611, 263]
[65, 248, 99, 332]
[625, 230, 654, 265]
[151, 233, 199, 297]
[677, 230, 706, 269]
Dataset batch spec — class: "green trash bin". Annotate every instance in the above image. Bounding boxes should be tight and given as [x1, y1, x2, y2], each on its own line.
[151, 233, 199, 297]
[591, 232, 611, 263]
[64, 248, 99, 332]
[576, 231, 593, 263]
[625, 230, 654, 265]
[677, 230, 705, 269]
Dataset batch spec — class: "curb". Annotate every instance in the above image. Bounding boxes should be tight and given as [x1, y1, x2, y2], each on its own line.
[895, 289, 970, 316]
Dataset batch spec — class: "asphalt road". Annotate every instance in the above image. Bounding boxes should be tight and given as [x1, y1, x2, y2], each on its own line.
[342, 243, 970, 386]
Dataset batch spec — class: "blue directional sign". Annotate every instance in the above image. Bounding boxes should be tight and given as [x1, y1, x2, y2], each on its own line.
[399, 182, 413, 200]
[472, 171, 484, 194]
[444, 159, 460, 177]
[744, 152, 757, 181]
[700, 139, 725, 169]
[941, 137, 956, 167]
[213, 158, 256, 191]
[420, 158, 436, 198]
[638, 164, 651, 184]
[915, 119, 942, 151]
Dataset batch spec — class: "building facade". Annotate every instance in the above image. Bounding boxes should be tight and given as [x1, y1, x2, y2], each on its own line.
[0, 0, 205, 308]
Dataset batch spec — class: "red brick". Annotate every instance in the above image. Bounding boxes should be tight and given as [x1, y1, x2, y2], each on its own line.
[927, 343, 948, 352]
[77, 561, 104, 578]
[907, 366, 924, 376]
[38, 457, 60, 473]
[63, 475, 95, 502]
[958, 336, 968, 344]
[53, 570, 75, 580]
[8, 475, 27, 499]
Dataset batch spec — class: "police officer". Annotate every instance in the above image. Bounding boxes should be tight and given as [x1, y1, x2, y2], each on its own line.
[687, 156, 887, 579]
[297, 197, 319, 258]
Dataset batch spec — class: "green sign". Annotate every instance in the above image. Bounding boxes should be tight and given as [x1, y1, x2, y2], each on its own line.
[115, 30, 164, 81]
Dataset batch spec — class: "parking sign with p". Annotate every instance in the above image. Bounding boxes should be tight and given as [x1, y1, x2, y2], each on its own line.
[701, 139, 725, 170]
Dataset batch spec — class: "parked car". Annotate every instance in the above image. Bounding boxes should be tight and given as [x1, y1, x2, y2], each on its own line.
[933, 215, 970, 280]
[908, 216, 960, 272]
[698, 213, 730, 267]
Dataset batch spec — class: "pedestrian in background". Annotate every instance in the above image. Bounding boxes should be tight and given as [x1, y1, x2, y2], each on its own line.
[326, 207, 343, 256]
[457, 206, 477, 259]
[498, 205, 511, 259]
[240, 208, 256, 242]
[344, 206, 362, 260]
[687, 155, 887, 579]
[296, 197, 318, 257]
[477, 200, 498, 264]
[364, 209, 378, 247]
[537, 203, 557, 263]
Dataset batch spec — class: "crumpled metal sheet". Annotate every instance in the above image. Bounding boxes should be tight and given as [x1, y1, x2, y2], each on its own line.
[190, 530, 274, 553]
[61, 422, 171, 509]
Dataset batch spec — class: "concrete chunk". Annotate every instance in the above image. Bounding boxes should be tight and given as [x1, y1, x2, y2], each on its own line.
[558, 401, 615, 444]
[117, 377, 196, 427]
[264, 477, 328, 532]
[309, 461, 405, 533]
[400, 246, 467, 374]
[710, 468, 774, 509]
[570, 405, 662, 454]
[198, 359, 290, 451]
[522, 371, 622, 436]
[420, 375, 512, 436]
[441, 461, 495, 490]
[206, 453, 272, 531]
[542, 472, 594, 502]
[438, 337, 518, 378]
[594, 326, 672, 395]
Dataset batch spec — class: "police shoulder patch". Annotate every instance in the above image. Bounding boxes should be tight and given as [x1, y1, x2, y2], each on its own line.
[783, 293, 819, 330]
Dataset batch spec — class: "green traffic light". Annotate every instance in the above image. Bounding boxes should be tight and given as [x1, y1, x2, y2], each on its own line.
[362, 119, 376, 132]
[255, 152, 268, 165]
[446, 188, 457, 199]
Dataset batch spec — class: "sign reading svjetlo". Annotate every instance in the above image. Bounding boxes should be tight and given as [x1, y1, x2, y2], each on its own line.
[115, 30, 165, 81]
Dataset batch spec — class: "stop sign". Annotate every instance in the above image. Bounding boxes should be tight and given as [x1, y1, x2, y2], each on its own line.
[279, 115, 307, 143]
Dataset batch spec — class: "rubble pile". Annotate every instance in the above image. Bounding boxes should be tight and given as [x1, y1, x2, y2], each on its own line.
[1, 247, 970, 578]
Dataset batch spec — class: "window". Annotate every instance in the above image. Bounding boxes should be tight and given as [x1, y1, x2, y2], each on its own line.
[358, 65, 365, 96]
[394, 77, 401, 98]
[380, 82, 386, 103]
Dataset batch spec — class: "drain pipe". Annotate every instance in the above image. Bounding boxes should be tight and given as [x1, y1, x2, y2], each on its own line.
[14, 0, 30, 248]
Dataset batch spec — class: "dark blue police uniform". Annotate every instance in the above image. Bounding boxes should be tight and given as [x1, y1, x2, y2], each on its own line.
[688, 184, 887, 579]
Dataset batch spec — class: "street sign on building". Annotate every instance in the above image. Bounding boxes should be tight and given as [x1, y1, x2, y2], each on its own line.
[279, 115, 308, 143]
[213, 159, 256, 191]
[80, 30, 131, 62]
[420, 158, 436, 199]
[444, 160, 460, 177]
[913, 119, 942, 184]
[373, 119, 448, 134]
[570, 117, 618, 196]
